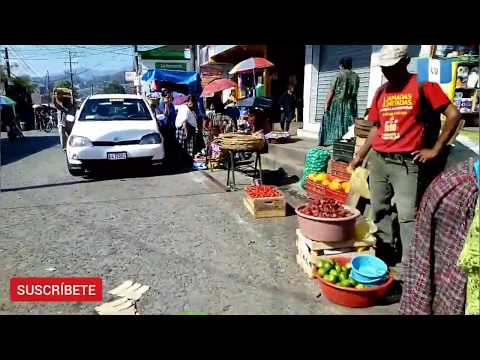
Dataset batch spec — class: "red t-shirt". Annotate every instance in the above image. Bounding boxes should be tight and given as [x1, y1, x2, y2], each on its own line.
[368, 74, 450, 153]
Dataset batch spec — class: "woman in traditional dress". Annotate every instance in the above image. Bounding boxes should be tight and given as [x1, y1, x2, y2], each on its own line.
[400, 158, 478, 315]
[318, 56, 359, 146]
[175, 96, 198, 167]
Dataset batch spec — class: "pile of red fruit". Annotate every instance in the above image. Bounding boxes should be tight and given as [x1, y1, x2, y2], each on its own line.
[245, 185, 281, 198]
[299, 198, 353, 218]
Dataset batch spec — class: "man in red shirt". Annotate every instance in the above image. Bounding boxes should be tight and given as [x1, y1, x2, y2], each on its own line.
[350, 45, 462, 272]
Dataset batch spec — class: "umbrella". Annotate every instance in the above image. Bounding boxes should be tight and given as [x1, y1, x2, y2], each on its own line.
[0, 95, 16, 106]
[201, 79, 237, 98]
[229, 57, 274, 75]
[236, 96, 273, 110]
[229, 58, 274, 96]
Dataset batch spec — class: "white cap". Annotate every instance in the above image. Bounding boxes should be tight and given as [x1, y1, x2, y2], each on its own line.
[377, 45, 409, 67]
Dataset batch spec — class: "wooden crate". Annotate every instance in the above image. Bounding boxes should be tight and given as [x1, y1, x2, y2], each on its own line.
[243, 194, 286, 219]
[296, 228, 374, 277]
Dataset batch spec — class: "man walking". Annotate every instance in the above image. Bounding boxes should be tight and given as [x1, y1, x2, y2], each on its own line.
[279, 85, 296, 132]
[53, 88, 75, 151]
[350, 45, 462, 274]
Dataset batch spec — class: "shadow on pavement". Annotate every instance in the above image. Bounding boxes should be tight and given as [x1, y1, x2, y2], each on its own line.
[1, 135, 60, 166]
[1, 179, 98, 193]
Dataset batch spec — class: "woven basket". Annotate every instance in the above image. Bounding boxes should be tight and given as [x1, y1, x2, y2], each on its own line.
[218, 133, 265, 152]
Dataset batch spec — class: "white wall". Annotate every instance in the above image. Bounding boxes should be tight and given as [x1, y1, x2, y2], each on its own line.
[300, 45, 320, 137]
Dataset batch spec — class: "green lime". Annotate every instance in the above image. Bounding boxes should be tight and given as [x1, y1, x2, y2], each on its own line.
[317, 268, 327, 277]
[335, 263, 342, 272]
[348, 278, 357, 286]
[329, 269, 338, 277]
[339, 279, 352, 287]
[323, 274, 333, 283]
[330, 275, 339, 284]
[323, 262, 333, 272]
[355, 284, 366, 290]
[339, 272, 348, 282]
[345, 263, 352, 270]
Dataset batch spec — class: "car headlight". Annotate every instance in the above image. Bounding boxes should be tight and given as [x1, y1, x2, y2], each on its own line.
[69, 135, 93, 147]
[140, 133, 162, 145]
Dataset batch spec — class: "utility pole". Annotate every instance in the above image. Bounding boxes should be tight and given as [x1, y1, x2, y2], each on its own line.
[68, 50, 75, 104]
[46, 70, 50, 104]
[4, 47, 11, 90]
[133, 45, 140, 95]
[64, 50, 78, 107]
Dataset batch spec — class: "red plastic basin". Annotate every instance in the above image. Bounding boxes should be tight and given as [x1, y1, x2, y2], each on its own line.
[296, 204, 360, 242]
[317, 256, 394, 308]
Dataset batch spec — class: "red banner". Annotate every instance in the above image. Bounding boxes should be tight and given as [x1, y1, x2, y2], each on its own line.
[10, 277, 103, 302]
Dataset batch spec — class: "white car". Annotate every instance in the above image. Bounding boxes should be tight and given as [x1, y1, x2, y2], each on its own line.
[66, 94, 164, 176]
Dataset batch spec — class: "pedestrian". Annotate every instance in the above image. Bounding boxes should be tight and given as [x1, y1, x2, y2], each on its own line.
[155, 90, 177, 163]
[349, 45, 462, 274]
[279, 85, 296, 132]
[399, 158, 478, 314]
[53, 89, 75, 151]
[175, 95, 198, 168]
[318, 56, 359, 146]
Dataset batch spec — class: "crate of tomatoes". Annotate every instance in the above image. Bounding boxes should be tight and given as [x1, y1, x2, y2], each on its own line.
[244, 185, 286, 219]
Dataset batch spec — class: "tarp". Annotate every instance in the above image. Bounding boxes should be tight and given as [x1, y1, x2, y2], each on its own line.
[141, 69, 202, 96]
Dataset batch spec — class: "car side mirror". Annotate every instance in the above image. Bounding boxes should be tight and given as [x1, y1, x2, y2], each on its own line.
[66, 114, 75, 122]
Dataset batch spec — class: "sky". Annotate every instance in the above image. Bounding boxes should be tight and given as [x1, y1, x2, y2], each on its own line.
[0, 45, 162, 79]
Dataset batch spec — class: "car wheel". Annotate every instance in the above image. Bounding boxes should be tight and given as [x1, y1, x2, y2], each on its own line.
[68, 166, 84, 177]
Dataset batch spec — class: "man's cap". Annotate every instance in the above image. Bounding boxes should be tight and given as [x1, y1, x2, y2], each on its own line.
[377, 45, 409, 67]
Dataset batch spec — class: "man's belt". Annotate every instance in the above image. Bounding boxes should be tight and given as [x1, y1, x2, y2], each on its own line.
[377, 152, 415, 162]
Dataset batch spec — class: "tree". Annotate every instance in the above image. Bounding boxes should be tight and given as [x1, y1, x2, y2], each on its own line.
[12, 75, 38, 94]
[103, 80, 125, 94]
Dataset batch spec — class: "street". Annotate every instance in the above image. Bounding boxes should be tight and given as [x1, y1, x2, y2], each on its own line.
[0, 131, 402, 315]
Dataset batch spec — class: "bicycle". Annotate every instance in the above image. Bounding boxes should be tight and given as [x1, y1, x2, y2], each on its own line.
[43, 114, 57, 133]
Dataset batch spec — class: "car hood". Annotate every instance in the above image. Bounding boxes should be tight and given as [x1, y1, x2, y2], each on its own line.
[71, 120, 159, 142]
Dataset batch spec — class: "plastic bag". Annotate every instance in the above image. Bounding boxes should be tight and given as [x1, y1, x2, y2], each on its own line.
[349, 166, 370, 199]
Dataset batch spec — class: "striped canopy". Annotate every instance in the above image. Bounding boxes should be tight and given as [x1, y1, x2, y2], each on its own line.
[229, 57, 274, 75]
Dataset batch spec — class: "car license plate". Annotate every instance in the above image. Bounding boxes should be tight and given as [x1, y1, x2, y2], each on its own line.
[107, 152, 127, 160]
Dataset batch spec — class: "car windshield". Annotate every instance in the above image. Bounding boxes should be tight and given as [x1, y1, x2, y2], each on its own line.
[78, 98, 152, 121]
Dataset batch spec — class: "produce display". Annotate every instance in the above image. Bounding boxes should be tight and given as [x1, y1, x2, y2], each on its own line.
[317, 258, 366, 289]
[298, 199, 353, 219]
[245, 185, 281, 198]
[301, 149, 331, 189]
[308, 172, 350, 194]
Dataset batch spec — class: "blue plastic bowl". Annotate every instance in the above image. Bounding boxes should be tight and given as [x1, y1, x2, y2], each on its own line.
[350, 270, 388, 285]
[351, 255, 388, 279]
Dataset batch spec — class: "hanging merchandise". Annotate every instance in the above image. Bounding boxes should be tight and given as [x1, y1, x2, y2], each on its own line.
[301, 148, 331, 189]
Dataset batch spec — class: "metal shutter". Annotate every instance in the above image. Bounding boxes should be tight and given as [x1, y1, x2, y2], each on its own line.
[315, 45, 372, 121]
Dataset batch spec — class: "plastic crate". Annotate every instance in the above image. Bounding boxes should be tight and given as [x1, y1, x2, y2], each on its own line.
[330, 160, 351, 181]
[333, 140, 355, 163]
[325, 188, 349, 204]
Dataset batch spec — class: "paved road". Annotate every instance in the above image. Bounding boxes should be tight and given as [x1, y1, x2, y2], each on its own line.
[0, 131, 402, 315]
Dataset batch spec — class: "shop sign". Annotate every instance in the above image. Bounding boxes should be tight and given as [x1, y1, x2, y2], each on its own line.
[155, 62, 187, 71]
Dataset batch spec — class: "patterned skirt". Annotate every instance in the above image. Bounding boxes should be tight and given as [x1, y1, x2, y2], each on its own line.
[175, 126, 196, 158]
[318, 99, 356, 146]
